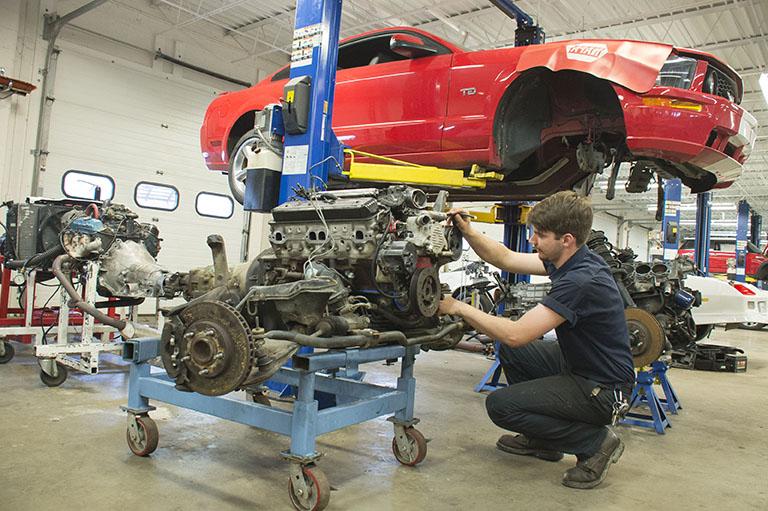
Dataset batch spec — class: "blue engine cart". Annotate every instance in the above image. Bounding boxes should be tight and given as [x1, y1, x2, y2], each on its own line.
[121, 337, 427, 511]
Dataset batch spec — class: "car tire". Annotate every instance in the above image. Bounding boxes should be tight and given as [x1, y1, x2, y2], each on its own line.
[695, 324, 714, 341]
[755, 263, 768, 284]
[228, 129, 260, 205]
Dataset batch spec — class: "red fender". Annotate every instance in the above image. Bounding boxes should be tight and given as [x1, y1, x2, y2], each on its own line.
[516, 39, 673, 93]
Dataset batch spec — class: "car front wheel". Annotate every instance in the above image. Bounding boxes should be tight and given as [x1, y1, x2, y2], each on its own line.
[228, 129, 260, 204]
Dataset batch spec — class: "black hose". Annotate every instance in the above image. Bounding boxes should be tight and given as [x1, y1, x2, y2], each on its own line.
[52, 254, 127, 331]
[4, 244, 64, 270]
[265, 329, 406, 348]
[265, 321, 465, 349]
[400, 321, 465, 346]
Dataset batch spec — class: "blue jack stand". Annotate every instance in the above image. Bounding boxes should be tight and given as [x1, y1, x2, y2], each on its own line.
[121, 338, 428, 510]
[474, 341, 507, 392]
[650, 360, 681, 414]
[621, 362, 680, 434]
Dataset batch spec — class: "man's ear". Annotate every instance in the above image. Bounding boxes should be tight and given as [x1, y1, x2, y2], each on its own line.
[562, 233, 576, 247]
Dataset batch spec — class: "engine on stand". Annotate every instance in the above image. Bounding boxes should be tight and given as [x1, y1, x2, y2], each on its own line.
[159, 185, 466, 396]
[0, 198, 182, 382]
[586, 231, 701, 366]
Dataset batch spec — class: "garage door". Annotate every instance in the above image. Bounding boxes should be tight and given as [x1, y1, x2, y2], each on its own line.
[41, 45, 266, 311]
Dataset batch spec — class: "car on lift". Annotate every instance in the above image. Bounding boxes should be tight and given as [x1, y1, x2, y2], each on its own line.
[200, 27, 757, 202]
[679, 238, 768, 283]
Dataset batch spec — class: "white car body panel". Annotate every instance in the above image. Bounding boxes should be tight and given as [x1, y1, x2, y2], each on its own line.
[685, 275, 768, 325]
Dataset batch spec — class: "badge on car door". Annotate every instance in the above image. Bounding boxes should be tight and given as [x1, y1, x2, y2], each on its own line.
[460, 87, 477, 96]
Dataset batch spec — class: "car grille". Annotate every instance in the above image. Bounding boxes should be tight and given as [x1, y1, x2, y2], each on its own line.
[711, 68, 739, 103]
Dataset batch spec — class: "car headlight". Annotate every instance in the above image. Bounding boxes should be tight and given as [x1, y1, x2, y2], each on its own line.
[655, 55, 697, 90]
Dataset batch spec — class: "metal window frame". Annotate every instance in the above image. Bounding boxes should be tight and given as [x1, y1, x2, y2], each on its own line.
[194, 191, 234, 219]
[133, 180, 180, 212]
[61, 169, 115, 201]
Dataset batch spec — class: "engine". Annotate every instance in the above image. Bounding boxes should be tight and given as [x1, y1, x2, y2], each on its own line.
[1, 198, 181, 337]
[587, 231, 700, 351]
[160, 186, 465, 396]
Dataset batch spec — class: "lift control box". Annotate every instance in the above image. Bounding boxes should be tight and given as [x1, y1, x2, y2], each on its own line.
[282, 75, 311, 134]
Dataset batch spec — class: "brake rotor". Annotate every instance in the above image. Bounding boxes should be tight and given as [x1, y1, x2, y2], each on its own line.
[625, 307, 665, 368]
[410, 267, 441, 317]
[177, 301, 254, 396]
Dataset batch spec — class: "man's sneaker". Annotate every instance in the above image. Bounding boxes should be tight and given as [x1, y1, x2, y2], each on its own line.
[561, 429, 624, 489]
[496, 434, 564, 462]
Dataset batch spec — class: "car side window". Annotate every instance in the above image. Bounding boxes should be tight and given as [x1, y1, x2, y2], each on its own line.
[337, 34, 409, 70]
[271, 32, 449, 80]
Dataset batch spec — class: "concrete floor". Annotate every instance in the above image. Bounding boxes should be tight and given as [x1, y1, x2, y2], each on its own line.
[1, 327, 767, 511]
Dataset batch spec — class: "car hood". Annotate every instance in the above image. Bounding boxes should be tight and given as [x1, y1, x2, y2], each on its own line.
[515, 39, 673, 94]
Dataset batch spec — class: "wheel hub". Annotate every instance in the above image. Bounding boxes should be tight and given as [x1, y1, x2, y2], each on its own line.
[164, 301, 254, 396]
[625, 307, 665, 367]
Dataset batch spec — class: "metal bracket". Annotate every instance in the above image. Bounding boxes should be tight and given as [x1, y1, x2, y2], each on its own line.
[386, 416, 420, 428]
[281, 450, 324, 465]
[120, 405, 156, 415]
[287, 461, 311, 505]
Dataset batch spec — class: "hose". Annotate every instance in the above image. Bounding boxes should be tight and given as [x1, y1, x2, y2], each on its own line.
[265, 329, 406, 349]
[52, 254, 126, 331]
[265, 321, 465, 349]
[4, 244, 64, 270]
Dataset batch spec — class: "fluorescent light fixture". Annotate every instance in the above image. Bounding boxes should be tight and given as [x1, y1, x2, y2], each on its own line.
[761, 73, 768, 107]
[645, 202, 736, 212]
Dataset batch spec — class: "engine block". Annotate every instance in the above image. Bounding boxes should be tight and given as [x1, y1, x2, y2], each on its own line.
[160, 186, 465, 396]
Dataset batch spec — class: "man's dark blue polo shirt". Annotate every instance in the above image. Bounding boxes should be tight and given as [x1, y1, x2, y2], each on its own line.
[542, 244, 635, 387]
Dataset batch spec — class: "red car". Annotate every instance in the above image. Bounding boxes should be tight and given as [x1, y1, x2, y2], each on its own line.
[680, 239, 768, 282]
[200, 27, 757, 201]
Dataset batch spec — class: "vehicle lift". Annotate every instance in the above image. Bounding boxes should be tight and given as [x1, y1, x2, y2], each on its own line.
[473, 204, 532, 393]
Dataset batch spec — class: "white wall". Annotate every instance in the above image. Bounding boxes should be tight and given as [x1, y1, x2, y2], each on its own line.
[0, 0, 49, 204]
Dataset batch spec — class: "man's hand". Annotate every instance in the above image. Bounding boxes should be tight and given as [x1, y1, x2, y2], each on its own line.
[438, 295, 466, 316]
[446, 208, 475, 235]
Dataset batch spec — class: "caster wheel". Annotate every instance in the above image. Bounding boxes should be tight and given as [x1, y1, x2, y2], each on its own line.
[288, 464, 330, 511]
[392, 427, 427, 466]
[0, 341, 14, 364]
[39, 363, 68, 387]
[127, 415, 159, 457]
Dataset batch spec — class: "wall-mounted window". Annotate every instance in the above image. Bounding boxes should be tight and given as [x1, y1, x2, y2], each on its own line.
[134, 181, 179, 211]
[61, 170, 115, 200]
[196, 192, 234, 219]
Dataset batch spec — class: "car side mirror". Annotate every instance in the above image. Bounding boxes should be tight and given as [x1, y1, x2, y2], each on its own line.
[390, 34, 438, 59]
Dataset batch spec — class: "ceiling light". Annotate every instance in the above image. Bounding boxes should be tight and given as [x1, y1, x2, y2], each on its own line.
[761, 73, 768, 107]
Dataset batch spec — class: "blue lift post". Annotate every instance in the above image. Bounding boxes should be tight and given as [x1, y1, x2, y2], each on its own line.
[750, 210, 762, 247]
[735, 200, 750, 282]
[661, 179, 682, 261]
[276, 0, 344, 204]
[474, 204, 531, 393]
[694, 192, 712, 275]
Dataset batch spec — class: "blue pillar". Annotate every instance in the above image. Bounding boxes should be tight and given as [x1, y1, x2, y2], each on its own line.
[661, 179, 682, 260]
[750, 211, 762, 248]
[277, 0, 344, 204]
[694, 192, 711, 275]
[735, 200, 750, 282]
[500, 203, 531, 284]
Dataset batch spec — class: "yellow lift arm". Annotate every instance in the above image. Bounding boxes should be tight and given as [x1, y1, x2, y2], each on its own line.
[343, 149, 504, 190]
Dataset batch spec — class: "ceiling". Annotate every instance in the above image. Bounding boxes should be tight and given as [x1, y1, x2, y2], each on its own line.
[56, 0, 768, 235]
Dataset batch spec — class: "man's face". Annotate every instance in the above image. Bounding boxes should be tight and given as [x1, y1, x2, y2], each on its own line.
[530, 228, 564, 263]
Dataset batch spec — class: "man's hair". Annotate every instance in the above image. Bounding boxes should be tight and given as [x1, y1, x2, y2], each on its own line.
[527, 191, 593, 246]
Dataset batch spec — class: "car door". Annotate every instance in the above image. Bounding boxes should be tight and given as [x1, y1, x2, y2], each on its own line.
[332, 32, 452, 157]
